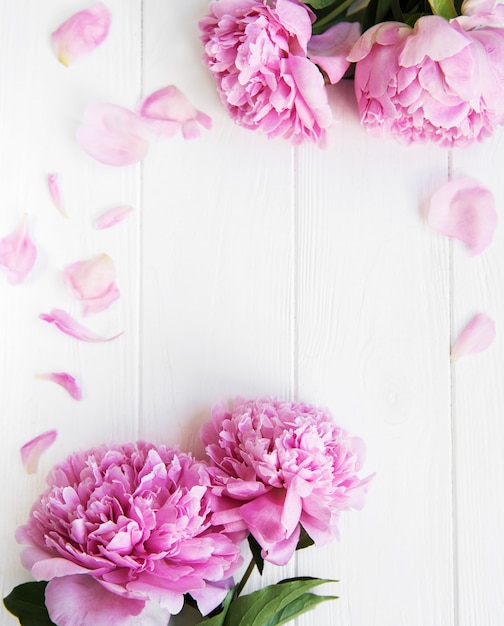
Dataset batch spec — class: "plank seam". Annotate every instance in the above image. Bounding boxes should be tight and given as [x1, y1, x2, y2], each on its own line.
[448, 148, 459, 626]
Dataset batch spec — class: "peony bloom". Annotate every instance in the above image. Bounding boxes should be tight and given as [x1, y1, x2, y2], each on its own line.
[199, 0, 333, 143]
[17, 443, 243, 625]
[201, 398, 371, 566]
[348, 11, 504, 146]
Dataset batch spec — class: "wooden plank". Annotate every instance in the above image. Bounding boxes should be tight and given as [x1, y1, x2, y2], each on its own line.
[140, 0, 298, 596]
[0, 0, 142, 605]
[295, 81, 454, 626]
[450, 130, 504, 626]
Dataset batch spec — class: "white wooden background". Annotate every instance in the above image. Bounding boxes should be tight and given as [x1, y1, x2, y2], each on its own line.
[1, 1, 504, 625]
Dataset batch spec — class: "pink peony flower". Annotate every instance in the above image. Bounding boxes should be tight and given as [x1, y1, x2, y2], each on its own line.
[201, 398, 371, 566]
[348, 12, 504, 146]
[199, 0, 333, 143]
[16, 442, 243, 625]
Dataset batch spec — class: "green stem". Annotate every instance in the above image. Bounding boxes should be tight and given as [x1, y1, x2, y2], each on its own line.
[312, 0, 359, 33]
[234, 558, 256, 598]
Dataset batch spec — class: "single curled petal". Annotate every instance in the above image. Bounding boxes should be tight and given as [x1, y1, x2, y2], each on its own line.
[77, 103, 150, 166]
[20, 430, 57, 474]
[94, 205, 134, 230]
[47, 173, 67, 217]
[37, 373, 82, 400]
[51, 2, 112, 66]
[39, 308, 123, 342]
[308, 22, 361, 84]
[138, 86, 212, 139]
[0, 214, 37, 285]
[63, 254, 120, 316]
[45, 575, 145, 626]
[428, 178, 497, 254]
[451, 313, 496, 360]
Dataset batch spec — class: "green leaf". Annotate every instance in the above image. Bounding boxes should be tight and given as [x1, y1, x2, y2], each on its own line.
[427, 0, 457, 18]
[3, 582, 56, 626]
[375, 0, 393, 22]
[196, 589, 234, 626]
[295, 527, 314, 551]
[247, 534, 265, 575]
[263, 593, 337, 626]
[302, 0, 341, 8]
[362, 0, 388, 33]
[224, 577, 335, 626]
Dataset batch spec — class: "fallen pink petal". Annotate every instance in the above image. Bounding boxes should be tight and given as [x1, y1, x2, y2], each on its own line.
[77, 103, 150, 166]
[39, 308, 123, 342]
[428, 178, 497, 254]
[47, 173, 67, 217]
[51, 2, 112, 66]
[0, 214, 37, 285]
[63, 253, 120, 316]
[94, 204, 133, 229]
[139, 85, 212, 139]
[451, 313, 496, 360]
[37, 372, 82, 400]
[20, 430, 57, 474]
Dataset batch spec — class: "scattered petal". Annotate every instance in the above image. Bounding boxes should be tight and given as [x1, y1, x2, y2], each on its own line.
[0, 214, 37, 285]
[308, 22, 362, 84]
[94, 204, 133, 230]
[47, 173, 67, 217]
[51, 2, 112, 66]
[63, 253, 120, 316]
[40, 308, 123, 342]
[428, 178, 497, 254]
[20, 430, 57, 474]
[138, 86, 212, 139]
[77, 103, 150, 166]
[37, 372, 82, 400]
[451, 313, 496, 360]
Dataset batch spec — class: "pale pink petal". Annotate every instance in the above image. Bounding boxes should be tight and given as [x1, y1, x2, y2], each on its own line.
[428, 178, 497, 254]
[138, 86, 212, 139]
[282, 487, 303, 537]
[63, 253, 120, 316]
[190, 579, 233, 616]
[37, 372, 82, 400]
[45, 575, 145, 626]
[0, 214, 37, 284]
[308, 22, 362, 84]
[51, 2, 112, 66]
[77, 103, 150, 166]
[240, 491, 288, 547]
[129, 601, 171, 626]
[39, 308, 123, 342]
[20, 429, 57, 474]
[451, 313, 496, 360]
[94, 205, 134, 230]
[19, 549, 87, 577]
[47, 173, 67, 217]
[260, 526, 300, 566]
[239, 489, 301, 564]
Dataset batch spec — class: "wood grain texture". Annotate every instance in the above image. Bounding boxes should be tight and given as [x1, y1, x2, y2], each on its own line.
[0, 0, 143, 616]
[140, 0, 298, 593]
[451, 131, 504, 626]
[295, 82, 454, 626]
[1, 1, 504, 625]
